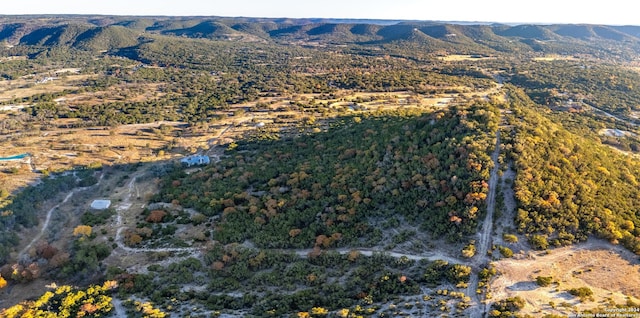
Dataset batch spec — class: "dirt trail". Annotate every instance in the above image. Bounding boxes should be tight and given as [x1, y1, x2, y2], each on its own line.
[478, 130, 500, 261]
[290, 248, 464, 264]
[110, 298, 127, 317]
[493, 163, 521, 250]
[585, 103, 638, 127]
[110, 172, 468, 270]
[114, 175, 199, 254]
[467, 129, 501, 318]
[18, 191, 75, 260]
[18, 172, 104, 260]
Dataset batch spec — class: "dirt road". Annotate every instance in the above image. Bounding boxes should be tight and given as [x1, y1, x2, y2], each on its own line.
[477, 130, 500, 262]
[290, 248, 464, 264]
[18, 172, 104, 260]
[466, 129, 501, 318]
[17, 191, 75, 261]
[113, 175, 200, 254]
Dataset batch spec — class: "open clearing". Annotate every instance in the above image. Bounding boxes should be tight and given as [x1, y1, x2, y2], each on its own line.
[490, 239, 640, 316]
[437, 54, 496, 61]
[0, 74, 95, 102]
[532, 55, 579, 61]
[599, 128, 638, 137]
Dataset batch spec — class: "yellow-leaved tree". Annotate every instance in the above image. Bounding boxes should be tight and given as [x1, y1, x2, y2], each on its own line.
[0, 274, 7, 289]
[73, 225, 92, 237]
[0, 283, 113, 317]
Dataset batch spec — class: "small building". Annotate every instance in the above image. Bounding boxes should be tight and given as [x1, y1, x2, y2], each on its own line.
[181, 155, 210, 167]
[90, 199, 111, 210]
[36, 77, 57, 84]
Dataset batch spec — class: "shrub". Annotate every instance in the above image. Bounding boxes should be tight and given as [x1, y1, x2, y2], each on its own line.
[492, 296, 525, 312]
[535, 276, 553, 287]
[568, 287, 593, 299]
[502, 233, 518, 243]
[462, 243, 476, 258]
[146, 210, 167, 223]
[498, 246, 513, 258]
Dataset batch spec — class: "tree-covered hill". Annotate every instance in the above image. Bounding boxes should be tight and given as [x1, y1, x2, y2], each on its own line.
[505, 86, 640, 254]
[18, 23, 93, 47]
[154, 104, 499, 248]
[161, 21, 260, 42]
[73, 25, 140, 51]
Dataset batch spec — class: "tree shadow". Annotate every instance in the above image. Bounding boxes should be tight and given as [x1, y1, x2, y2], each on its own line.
[507, 281, 538, 291]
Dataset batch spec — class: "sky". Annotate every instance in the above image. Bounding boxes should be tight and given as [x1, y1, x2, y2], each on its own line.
[2, 0, 639, 26]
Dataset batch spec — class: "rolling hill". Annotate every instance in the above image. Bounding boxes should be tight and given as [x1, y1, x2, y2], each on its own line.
[1, 16, 640, 59]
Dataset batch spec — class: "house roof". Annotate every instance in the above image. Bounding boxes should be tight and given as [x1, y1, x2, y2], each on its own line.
[90, 199, 111, 210]
[180, 155, 210, 165]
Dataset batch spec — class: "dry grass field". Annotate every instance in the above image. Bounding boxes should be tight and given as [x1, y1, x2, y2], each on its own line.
[0, 74, 95, 102]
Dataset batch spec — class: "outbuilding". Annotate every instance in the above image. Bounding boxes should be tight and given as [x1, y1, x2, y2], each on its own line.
[90, 199, 111, 210]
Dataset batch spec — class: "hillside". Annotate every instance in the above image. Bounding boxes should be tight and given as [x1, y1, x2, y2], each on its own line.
[154, 105, 498, 248]
[505, 86, 640, 253]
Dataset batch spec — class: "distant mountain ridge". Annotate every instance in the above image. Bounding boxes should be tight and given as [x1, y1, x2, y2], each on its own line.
[1, 16, 640, 58]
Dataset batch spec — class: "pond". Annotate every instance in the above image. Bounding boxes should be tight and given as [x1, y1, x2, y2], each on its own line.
[0, 153, 29, 161]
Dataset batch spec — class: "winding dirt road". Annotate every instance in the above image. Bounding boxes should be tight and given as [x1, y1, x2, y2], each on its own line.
[18, 191, 75, 260]
[18, 173, 104, 260]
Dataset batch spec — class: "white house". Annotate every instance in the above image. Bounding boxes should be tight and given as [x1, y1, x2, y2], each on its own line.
[181, 155, 210, 167]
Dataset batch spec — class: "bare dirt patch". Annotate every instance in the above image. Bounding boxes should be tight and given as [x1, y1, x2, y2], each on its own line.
[598, 128, 638, 137]
[490, 239, 640, 316]
[532, 55, 578, 61]
[438, 54, 496, 61]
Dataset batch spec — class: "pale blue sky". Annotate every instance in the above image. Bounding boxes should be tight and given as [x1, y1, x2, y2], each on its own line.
[3, 0, 638, 25]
